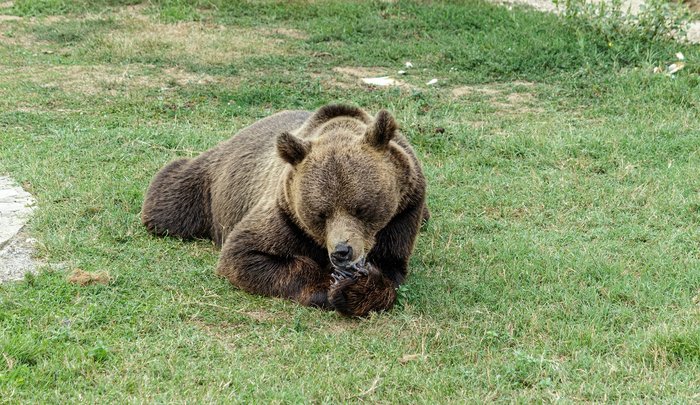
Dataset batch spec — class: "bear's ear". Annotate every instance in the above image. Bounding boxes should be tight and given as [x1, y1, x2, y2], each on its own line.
[365, 109, 397, 149]
[277, 132, 311, 165]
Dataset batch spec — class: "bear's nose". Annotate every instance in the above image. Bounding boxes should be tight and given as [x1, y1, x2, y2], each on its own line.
[331, 243, 353, 265]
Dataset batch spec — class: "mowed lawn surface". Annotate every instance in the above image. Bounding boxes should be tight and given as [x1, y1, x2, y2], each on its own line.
[1, 0, 700, 402]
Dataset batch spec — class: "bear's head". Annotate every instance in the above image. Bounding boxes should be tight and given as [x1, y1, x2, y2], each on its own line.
[277, 105, 417, 270]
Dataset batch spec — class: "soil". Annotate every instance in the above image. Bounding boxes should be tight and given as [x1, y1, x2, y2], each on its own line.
[67, 269, 111, 286]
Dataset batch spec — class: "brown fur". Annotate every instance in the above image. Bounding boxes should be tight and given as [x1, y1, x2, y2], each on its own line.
[141, 104, 428, 316]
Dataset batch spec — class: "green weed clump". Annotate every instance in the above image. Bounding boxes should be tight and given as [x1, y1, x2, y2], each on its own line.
[556, 0, 691, 41]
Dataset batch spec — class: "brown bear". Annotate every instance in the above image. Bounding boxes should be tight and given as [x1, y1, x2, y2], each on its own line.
[141, 104, 428, 316]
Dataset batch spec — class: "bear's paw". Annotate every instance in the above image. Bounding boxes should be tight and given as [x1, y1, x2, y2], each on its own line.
[328, 263, 397, 317]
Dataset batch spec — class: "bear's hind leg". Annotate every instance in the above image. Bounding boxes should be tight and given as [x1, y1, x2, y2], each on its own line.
[141, 158, 212, 240]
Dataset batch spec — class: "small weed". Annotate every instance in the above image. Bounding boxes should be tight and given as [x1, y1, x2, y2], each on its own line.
[88, 342, 111, 363]
[396, 284, 412, 309]
[501, 351, 561, 389]
[652, 328, 700, 363]
[156, 0, 201, 23]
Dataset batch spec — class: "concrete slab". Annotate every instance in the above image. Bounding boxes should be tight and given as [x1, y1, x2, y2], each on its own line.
[0, 176, 37, 283]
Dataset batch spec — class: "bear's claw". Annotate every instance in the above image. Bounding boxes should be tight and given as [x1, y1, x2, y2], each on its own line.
[330, 259, 370, 286]
[352, 263, 369, 276]
[330, 267, 354, 286]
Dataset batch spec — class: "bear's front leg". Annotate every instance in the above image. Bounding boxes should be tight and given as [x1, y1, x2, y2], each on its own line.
[216, 211, 334, 309]
[328, 262, 398, 317]
[217, 245, 332, 309]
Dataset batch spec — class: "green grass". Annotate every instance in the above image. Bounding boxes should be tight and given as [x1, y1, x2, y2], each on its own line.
[1, 0, 700, 402]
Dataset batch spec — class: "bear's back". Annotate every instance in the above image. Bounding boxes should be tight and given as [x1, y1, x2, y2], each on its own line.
[207, 110, 311, 244]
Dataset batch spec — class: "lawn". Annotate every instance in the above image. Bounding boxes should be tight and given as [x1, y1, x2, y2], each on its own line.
[1, 0, 700, 402]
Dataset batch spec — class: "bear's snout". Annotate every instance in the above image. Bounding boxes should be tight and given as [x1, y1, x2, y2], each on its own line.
[330, 242, 353, 268]
[325, 215, 368, 269]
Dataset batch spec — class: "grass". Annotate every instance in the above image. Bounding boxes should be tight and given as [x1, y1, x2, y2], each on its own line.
[1, 0, 700, 402]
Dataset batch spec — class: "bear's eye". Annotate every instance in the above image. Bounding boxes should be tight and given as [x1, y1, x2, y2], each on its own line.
[352, 206, 369, 219]
[316, 212, 328, 222]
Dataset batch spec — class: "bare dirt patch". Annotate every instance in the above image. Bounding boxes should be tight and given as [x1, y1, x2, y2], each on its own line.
[0, 32, 17, 45]
[331, 66, 413, 89]
[0, 14, 20, 21]
[684, 0, 700, 11]
[67, 268, 111, 286]
[333, 66, 390, 78]
[452, 82, 543, 114]
[315, 73, 353, 90]
[160, 67, 222, 86]
[452, 86, 502, 98]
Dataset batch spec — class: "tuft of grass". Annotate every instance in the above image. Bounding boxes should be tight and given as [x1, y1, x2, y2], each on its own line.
[31, 18, 120, 44]
[650, 326, 700, 363]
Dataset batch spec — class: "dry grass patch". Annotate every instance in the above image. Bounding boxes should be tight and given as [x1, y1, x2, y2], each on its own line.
[451, 85, 503, 98]
[0, 17, 63, 48]
[0, 31, 21, 45]
[316, 73, 353, 90]
[0, 64, 236, 98]
[261, 27, 309, 40]
[452, 81, 543, 114]
[160, 66, 229, 87]
[0, 28, 53, 50]
[240, 310, 275, 322]
[103, 20, 287, 66]
[67, 268, 111, 286]
[330, 66, 413, 89]
[332, 66, 389, 78]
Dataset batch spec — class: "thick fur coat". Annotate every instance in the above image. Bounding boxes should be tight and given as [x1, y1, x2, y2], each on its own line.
[142, 105, 428, 316]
